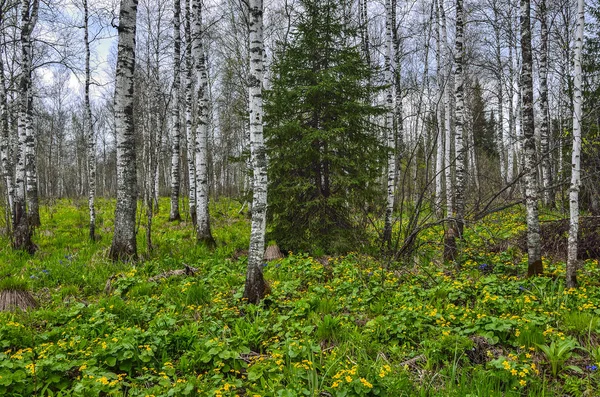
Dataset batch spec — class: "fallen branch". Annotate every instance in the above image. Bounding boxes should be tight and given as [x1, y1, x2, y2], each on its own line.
[400, 354, 425, 368]
[148, 264, 198, 282]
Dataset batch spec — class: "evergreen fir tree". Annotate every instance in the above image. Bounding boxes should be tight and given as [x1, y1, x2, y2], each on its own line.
[470, 81, 496, 157]
[265, 0, 386, 254]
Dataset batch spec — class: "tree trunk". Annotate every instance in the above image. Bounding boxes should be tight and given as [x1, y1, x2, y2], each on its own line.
[440, 0, 453, 218]
[169, 0, 182, 221]
[492, 0, 506, 184]
[84, 0, 96, 241]
[26, 89, 39, 227]
[13, 0, 39, 254]
[520, 0, 542, 276]
[434, 0, 444, 218]
[110, 0, 138, 262]
[392, 0, 403, 197]
[192, 0, 214, 246]
[538, 0, 552, 208]
[382, 0, 396, 246]
[243, 0, 267, 304]
[0, 7, 13, 234]
[444, 0, 465, 262]
[567, 0, 584, 288]
[184, 0, 196, 225]
[358, 0, 371, 67]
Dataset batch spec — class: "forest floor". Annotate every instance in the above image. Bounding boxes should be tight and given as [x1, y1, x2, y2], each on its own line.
[1, 198, 600, 396]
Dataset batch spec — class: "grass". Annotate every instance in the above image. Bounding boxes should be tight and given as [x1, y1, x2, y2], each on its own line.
[0, 198, 599, 396]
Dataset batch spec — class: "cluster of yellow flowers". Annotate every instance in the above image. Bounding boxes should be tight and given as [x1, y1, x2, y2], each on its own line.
[379, 364, 391, 378]
[331, 365, 358, 388]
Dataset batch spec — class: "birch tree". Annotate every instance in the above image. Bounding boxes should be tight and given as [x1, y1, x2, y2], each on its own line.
[192, 0, 214, 246]
[444, 0, 464, 261]
[84, 0, 96, 241]
[169, 0, 182, 221]
[184, 0, 196, 225]
[13, 0, 39, 253]
[520, 0, 542, 275]
[567, 0, 584, 288]
[492, 0, 507, 184]
[440, 0, 453, 218]
[110, 0, 139, 262]
[0, 1, 13, 233]
[392, 0, 403, 189]
[538, 0, 552, 207]
[382, 0, 396, 246]
[434, 0, 444, 217]
[243, 0, 267, 304]
[453, 0, 465, 237]
[25, 88, 39, 227]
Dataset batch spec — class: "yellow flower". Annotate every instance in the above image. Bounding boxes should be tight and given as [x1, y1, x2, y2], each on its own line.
[519, 379, 527, 387]
[345, 375, 352, 383]
[25, 363, 35, 374]
[360, 378, 373, 388]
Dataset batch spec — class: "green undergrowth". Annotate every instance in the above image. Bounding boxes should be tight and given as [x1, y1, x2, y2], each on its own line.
[0, 199, 599, 396]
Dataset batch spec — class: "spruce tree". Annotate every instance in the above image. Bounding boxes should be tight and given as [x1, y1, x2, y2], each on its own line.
[265, 0, 385, 254]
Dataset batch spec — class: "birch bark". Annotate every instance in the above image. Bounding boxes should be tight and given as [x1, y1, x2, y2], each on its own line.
[13, 0, 38, 253]
[439, 0, 453, 217]
[184, 0, 196, 225]
[492, 0, 506, 184]
[538, 0, 552, 207]
[443, 0, 464, 262]
[567, 0, 584, 288]
[84, 0, 96, 241]
[243, 0, 267, 304]
[110, 0, 139, 262]
[520, 0, 542, 275]
[26, 76, 39, 227]
[0, 3, 12, 231]
[434, 0, 444, 218]
[453, 0, 465, 236]
[392, 0, 403, 192]
[382, 0, 396, 246]
[169, 0, 182, 221]
[192, 0, 214, 246]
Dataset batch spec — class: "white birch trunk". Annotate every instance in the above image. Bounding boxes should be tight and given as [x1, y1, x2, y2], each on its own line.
[184, 0, 196, 225]
[440, 0, 453, 217]
[192, 0, 214, 246]
[567, 0, 584, 288]
[0, 34, 12, 230]
[538, 0, 552, 207]
[443, 0, 463, 261]
[359, 0, 371, 67]
[169, 0, 182, 221]
[0, 3, 13, 230]
[507, 24, 515, 182]
[84, 0, 96, 241]
[492, 0, 506, 184]
[243, 0, 267, 304]
[434, 0, 444, 217]
[453, 0, 465, 237]
[13, 0, 39, 253]
[383, 0, 396, 245]
[520, 0, 542, 275]
[393, 0, 403, 191]
[25, 63, 39, 226]
[110, 0, 138, 261]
